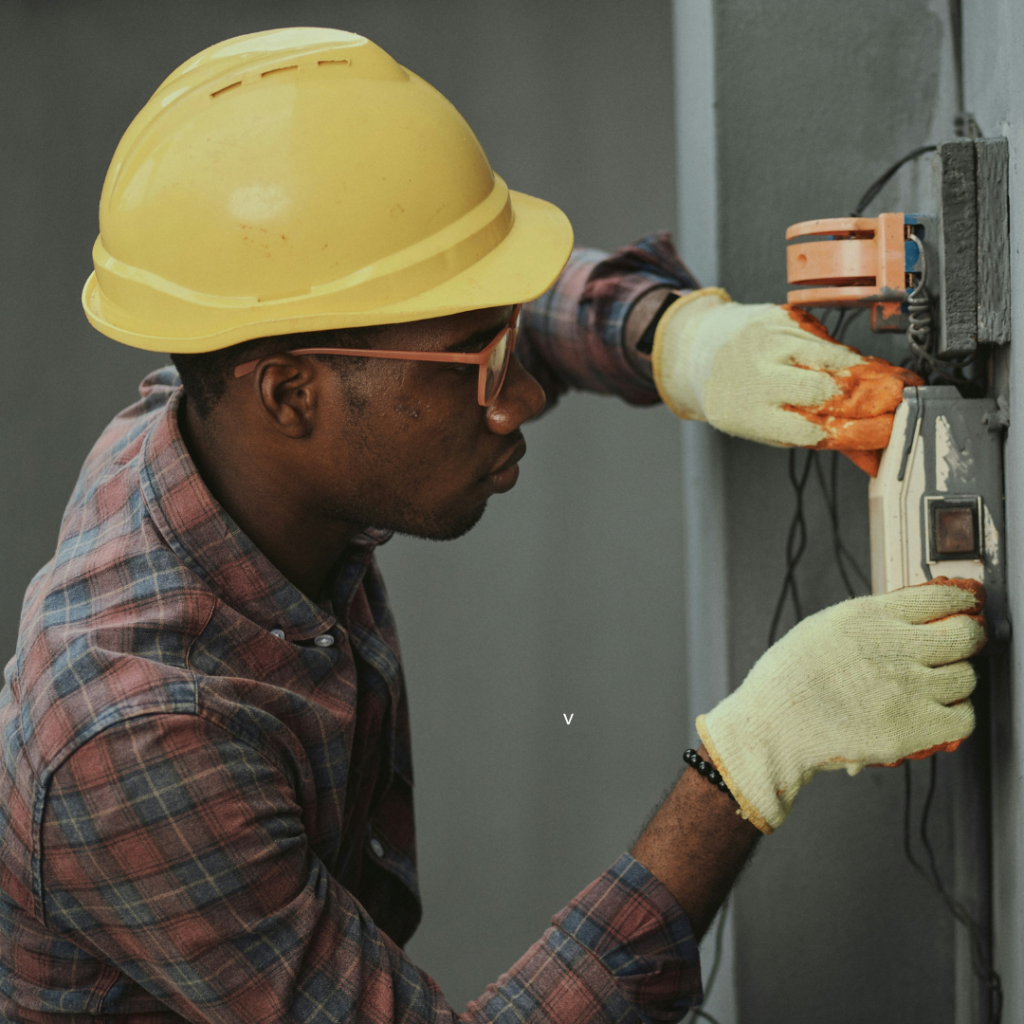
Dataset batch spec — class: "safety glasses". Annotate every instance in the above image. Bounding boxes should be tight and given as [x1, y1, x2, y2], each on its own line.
[234, 305, 521, 407]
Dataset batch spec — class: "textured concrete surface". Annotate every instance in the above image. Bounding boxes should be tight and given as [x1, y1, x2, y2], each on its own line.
[712, 1, 965, 1021]
[962, 1, 1024, 1019]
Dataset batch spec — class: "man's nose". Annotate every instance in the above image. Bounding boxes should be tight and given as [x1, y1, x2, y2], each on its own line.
[485, 355, 546, 435]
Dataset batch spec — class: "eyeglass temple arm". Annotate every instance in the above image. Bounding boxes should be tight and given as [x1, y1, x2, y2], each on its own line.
[233, 305, 518, 378]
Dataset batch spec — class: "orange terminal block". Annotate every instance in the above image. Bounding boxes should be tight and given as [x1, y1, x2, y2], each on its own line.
[786, 212, 911, 330]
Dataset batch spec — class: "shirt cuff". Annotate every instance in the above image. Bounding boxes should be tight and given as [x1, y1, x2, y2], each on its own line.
[466, 854, 702, 1024]
[553, 853, 703, 1020]
[520, 233, 700, 409]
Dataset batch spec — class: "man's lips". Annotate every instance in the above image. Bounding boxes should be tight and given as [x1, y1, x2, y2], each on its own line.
[482, 437, 527, 492]
[488, 438, 527, 477]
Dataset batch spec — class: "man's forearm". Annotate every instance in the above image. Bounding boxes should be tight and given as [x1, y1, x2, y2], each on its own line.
[630, 745, 761, 939]
[518, 235, 698, 406]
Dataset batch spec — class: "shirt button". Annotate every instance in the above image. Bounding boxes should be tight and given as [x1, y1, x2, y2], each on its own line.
[314, 633, 335, 648]
[270, 628, 286, 640]
[370, 838, 384, 858]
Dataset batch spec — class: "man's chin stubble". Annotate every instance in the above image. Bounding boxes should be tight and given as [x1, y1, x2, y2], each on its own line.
[323, 494, 490, 543]
[398, 500, 488, 542]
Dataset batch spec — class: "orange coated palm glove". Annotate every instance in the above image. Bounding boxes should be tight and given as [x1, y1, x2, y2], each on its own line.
[696, 579, 986, 834]
[651, 288, 923, 475]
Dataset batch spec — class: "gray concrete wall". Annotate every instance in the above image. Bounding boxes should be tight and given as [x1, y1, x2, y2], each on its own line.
[961, 1, 1024, 1019]
[0, 0, 688, 1011]
[672, 4, 737, 1017]
[709, 1, 970, 1021]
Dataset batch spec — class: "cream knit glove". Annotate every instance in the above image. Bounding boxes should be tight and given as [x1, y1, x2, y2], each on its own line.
[651, 289, 921, 474]
[697, 580, 986, 834]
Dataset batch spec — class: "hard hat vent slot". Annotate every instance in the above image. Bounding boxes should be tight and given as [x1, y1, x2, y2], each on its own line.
[262, 65, 299, 78]
[318, 59, 351, 66]
[210, 81, 242, 99]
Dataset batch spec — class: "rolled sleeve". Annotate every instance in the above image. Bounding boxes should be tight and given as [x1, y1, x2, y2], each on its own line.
[39, 715, 702, 1024]
[519, 232, 701, 408]
[469, 855, 702, 1023]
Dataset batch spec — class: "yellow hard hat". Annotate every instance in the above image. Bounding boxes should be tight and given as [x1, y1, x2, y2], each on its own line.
[82, 28, 574, 353]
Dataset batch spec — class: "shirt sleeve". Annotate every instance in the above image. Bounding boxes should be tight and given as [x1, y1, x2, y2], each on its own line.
[518, 232, 701, 409]
[40, 714, 703, 1024]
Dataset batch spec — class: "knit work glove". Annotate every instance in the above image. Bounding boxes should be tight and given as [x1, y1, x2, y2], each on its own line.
[696, 579, 986, 834]
[651, 288, 923, 476]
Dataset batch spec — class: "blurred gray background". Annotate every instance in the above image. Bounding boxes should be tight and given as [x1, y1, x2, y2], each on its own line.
[5, 1, 1023, 1021]
[0, 0, 689, 1011]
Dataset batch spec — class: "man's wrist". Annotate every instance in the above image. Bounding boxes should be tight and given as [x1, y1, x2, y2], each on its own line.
[623, 287, 677, 381]
[630, 743, 760, 938]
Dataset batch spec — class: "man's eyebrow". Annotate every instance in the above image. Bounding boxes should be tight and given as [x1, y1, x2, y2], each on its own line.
[444, 319, 507, 353]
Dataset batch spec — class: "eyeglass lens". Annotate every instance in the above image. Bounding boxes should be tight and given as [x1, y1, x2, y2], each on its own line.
[484, 329, 513, 404]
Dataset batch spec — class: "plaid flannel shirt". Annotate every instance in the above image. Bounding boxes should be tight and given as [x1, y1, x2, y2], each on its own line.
[0, 235, 702, 1024]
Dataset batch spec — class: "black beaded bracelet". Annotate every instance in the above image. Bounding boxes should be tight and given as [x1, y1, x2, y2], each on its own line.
[683, 748, 734, 799]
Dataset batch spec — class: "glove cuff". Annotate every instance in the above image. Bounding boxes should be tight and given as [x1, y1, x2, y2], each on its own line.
[651, 287, 732, 419]
[697, 703, 799, 834]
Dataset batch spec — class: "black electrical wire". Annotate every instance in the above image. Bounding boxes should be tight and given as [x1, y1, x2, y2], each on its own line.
[818, 309, 872, 600]
[833, 306, 864, 342]
[766, 346, 873, 645]
[948, 0, 966, 127]
[849, 146, 937, 218]
[767, 448, 816, 646]
[903, 761, 1003, 1022]
[947, 0, 982, 138]
[900, 232, 981, 384]
[829, 308, 848, 340]
[768, 443, 871, 646]
[898, 343, 978, 388]
[814, 452, 870, 599]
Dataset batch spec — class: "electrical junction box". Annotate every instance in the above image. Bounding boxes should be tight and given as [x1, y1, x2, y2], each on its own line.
[785, 139, 1011, 351]
[787, 139, 1010, 1021]
[785, 210, 925, 331]
[785, 138, 1011, 636]
[868, 386, 1008, 640]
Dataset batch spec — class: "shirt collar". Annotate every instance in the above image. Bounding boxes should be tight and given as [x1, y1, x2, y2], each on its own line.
[138, 386, 390, 641]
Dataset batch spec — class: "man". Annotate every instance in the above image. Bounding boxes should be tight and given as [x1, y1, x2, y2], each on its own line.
[0, 27, 984, 1023]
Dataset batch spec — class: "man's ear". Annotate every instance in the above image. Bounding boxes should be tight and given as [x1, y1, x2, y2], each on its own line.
[249, 355, 322, 439]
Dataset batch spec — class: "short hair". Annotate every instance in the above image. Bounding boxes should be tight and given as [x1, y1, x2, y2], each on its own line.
[171, 324, 390, 418]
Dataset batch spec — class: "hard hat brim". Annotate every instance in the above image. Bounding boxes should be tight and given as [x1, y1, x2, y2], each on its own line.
[82, 189, 574, 354]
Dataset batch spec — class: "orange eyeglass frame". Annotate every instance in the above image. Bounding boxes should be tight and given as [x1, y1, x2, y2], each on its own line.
[234, 304, 522, 407]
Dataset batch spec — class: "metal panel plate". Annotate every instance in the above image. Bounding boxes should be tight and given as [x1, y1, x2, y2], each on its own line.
[976, 137, 1011, 344]
[938, 140, 979, 355]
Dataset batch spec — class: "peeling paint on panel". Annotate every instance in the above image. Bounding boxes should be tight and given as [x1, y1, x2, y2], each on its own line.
[934, 414, 969, 490]
[984, 502, 1001, 568]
